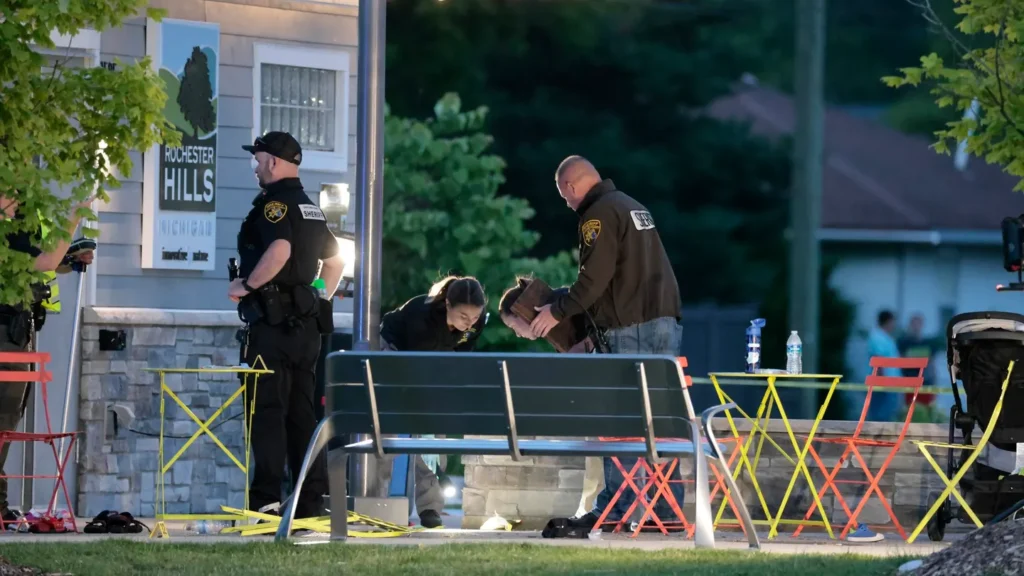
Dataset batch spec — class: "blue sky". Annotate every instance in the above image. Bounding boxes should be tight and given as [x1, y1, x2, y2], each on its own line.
[161, 21, 218, 94]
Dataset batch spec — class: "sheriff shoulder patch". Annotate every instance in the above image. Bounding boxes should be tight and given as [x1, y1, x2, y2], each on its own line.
[581, 219, 602, 247]
[264, 201, 287, 223]
[630, 210, 656, 231]
[298, 204, 326, 221]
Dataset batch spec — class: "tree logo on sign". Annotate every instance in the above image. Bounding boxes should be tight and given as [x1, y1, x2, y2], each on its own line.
[178, 46, 215, 138]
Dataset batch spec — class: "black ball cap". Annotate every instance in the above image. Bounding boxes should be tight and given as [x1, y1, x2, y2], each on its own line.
[242, 131, 303, 166]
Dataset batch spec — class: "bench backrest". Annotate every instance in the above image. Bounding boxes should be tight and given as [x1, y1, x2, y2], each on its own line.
[325, 351, 697, 444]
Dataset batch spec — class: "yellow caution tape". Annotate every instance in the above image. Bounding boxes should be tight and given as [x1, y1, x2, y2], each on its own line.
[219, 505, 425, 538]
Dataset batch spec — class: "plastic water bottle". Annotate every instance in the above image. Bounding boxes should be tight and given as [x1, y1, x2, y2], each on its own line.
[187, 520, 231, 535]
[746, 318, 766, 373]
[786, 331, 803, 374]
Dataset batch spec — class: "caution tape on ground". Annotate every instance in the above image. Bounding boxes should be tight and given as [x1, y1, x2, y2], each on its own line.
[219, 506, 425, 538]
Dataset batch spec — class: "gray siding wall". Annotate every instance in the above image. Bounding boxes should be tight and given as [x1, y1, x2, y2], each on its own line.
[96, 0, 358, 309]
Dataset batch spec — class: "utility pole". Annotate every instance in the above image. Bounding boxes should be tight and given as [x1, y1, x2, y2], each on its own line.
[791, 0, 826, 417]
[347, 0, 387, 510]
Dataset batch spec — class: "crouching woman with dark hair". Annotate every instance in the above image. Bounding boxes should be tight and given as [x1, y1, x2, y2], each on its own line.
[370, 276, 488, 528]
[381, 275, 487, 352]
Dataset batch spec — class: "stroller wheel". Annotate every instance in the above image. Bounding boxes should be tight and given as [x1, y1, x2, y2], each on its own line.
[927, 507, 947, 542]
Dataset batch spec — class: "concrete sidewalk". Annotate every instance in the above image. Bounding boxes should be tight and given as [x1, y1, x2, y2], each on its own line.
[0, 527, 954, 559]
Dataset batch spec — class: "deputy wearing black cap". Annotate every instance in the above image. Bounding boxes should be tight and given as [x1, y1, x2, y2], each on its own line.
[232, 131, 345, 520]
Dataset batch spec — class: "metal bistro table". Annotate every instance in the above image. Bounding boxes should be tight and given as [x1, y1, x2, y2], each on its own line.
[145, 358, 272, 538]
[707, 372, 842, 539]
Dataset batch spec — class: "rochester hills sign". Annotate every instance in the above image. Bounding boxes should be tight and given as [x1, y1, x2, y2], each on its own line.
[142, 19, 220, 270]
[161, 143, 216, 211]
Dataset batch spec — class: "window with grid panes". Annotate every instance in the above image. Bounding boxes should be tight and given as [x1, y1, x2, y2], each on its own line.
[259, 63, 337, 153]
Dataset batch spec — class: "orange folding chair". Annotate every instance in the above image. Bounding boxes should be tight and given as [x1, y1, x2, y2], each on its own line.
[0, 351, 79, 532]
[792, 356, 928, 540]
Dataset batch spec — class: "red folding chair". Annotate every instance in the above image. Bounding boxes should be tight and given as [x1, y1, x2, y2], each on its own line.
[0, 351, 79, 533]
[593, 357, 745, 537]
[594, 357, 695, 535]
[792, 356, 928, 540]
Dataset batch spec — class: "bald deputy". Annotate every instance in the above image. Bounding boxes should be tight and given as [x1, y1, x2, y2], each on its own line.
[529, 155, 685, 531]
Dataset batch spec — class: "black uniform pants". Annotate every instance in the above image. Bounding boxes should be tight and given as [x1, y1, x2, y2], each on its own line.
[242, 317, 327, 518]
[0, 315, 33, 514]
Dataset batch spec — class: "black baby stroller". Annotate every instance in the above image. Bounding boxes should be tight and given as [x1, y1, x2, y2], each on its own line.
[927, 311, 1024, 541]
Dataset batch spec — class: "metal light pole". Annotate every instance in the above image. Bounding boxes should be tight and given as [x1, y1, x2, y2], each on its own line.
[347, 0, 387, 502]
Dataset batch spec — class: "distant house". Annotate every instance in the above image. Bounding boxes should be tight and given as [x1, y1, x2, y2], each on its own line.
[707, 79, 1024, 381]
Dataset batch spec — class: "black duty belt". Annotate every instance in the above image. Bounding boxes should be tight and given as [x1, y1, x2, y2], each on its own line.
[0, 312, 26, 326]
[238, 283, 317, 326]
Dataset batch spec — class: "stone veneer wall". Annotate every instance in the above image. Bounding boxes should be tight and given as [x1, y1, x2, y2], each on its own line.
[462, 419, 961, 532]
[76, 307, 350, 518]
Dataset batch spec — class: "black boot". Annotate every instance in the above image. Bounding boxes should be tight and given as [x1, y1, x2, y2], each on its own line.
[419, 509, 443, 528]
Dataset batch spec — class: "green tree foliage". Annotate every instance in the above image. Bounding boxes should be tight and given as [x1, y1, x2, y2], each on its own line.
[382, 94, 577, 351]
[0, 0, 180, 307]
[385, 0, 793, 306]
[884, 0, 1024, 189]
[177, 46, 215, 138]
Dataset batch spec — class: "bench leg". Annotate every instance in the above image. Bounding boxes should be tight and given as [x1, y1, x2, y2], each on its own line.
[329, 449, 348, 541]
[275, 417, 335, 542]
[702, 402, 761, 551]
[690, 419, 717, 549]
[710, 456, 760, 550]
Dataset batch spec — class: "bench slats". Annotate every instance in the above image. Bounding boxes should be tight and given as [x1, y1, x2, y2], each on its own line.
[332, 414, 694, 439]
[330, 385, 690, 419]
[327, 353, 687, 391]
[344, 437, 727, 458]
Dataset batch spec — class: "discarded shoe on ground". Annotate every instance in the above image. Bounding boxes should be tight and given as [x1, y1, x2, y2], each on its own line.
[82, 510, 148, 534]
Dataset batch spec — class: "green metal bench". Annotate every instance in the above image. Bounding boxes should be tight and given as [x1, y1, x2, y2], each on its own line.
[276, 351, 758, 549]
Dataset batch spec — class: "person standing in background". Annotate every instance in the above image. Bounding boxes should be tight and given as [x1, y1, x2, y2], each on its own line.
[0, 193, 95, 525]
[845, 310, 902, 422]
[897, 313, 943, 420]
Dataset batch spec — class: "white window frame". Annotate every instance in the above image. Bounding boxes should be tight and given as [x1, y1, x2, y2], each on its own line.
[41, 29, 101, 66]
[252, 43, 351, 173]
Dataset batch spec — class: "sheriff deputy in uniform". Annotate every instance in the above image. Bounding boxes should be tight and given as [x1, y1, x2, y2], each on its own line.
[529, 155, 684, 531]
[1, 193, 94, 525]
[232, 131, 345, 520]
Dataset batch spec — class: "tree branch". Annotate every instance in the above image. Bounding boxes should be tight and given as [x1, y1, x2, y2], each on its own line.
[907, 0, 1024, 99]
[990, 5, 1024, 139]
[908, 0, 974, 59]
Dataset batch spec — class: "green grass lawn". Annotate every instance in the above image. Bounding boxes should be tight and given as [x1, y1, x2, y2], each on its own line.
[0, 541, 912, 576]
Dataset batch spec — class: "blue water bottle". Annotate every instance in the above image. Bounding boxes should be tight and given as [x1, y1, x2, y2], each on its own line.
[746, 318, 766, 373]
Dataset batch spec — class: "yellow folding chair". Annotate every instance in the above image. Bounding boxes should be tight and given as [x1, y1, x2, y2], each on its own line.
[906, 360, 1015, 544]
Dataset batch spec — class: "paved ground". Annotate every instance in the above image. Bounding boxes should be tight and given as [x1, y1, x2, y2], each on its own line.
[1, 527, 956, 558]
[0, 507, 962, 559]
